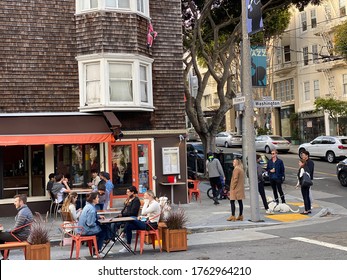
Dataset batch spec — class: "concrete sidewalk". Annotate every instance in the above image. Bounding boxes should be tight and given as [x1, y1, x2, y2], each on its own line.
[1, 178, 335, 260]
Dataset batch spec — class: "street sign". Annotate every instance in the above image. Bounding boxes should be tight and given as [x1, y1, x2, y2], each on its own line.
[253, 100, 281, 108]
[233, 96, 245, 105]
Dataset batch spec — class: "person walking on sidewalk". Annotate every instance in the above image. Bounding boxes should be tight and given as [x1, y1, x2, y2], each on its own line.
[227, 158, 245, 221]
[301, 150, 314, 207]
[267, 149, 286, 204]
[256, 154, 272, 214]
[206, 152, 225, 205]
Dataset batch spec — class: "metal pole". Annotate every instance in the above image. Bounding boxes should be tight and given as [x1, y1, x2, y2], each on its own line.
[241, 0, 260, 222]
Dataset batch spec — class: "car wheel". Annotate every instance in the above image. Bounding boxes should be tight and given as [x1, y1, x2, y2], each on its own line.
[224, 142, 229, 148]
[298, 148, 306, 159]
[339, 171, 347, 187]
[326, 151, 336, 163]
[265, 146, 271, 154]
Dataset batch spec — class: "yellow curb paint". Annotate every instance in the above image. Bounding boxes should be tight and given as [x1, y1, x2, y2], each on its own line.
[288, 202, 319, 208]
[266, 213, 310, 222]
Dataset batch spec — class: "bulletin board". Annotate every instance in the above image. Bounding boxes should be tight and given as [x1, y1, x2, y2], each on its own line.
[162, 147, 180, 175]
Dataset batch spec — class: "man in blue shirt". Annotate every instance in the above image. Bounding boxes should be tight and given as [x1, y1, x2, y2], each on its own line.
[100, 171, 114, 209]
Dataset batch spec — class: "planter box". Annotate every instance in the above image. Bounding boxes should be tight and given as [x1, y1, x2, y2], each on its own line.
[162, 228, 187, 252]
[26, 243, 51, 260]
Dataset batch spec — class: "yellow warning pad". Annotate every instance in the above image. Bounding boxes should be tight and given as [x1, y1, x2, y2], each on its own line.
[288, 202, 319, 208]
[266, 213, 310, 222]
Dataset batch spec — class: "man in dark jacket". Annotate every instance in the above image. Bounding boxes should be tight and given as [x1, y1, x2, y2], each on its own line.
[267, 149, 286, 204]
[0, 194, 34, 259]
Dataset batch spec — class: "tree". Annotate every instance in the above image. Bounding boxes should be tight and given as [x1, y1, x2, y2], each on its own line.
[333, 20, 347, 60]
[182, 0, 322, 156]
[314, 97, 347, 135]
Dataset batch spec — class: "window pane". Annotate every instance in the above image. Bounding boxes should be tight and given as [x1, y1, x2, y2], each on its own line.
[109, 63, 133, 102]
[140, 65, 148, 102]
[106, 0, 117, 8]
[119, 0, 130, 8]
[86, 63, 100, 104]
[110, 63, 132, 79]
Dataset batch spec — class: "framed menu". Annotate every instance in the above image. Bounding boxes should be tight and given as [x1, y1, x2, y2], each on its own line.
[162, 147, 180, 175]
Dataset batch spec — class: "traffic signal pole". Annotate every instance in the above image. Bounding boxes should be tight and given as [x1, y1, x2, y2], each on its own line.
[241, 0, 261, 222]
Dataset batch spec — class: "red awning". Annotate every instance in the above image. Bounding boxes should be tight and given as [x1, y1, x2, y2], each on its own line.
[0, 114, 118, 146]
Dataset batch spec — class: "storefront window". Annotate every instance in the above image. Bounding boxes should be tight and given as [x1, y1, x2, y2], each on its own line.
[55, 144, 99, 188]
[112, 145, 132, 195]
[1, 145, 45, 199]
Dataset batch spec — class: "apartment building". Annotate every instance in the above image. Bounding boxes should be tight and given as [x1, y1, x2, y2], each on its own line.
[0, 0, 186, 216]
[270, 0, 347, 142]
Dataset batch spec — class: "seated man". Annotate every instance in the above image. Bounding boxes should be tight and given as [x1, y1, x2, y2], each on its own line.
[0, 194, 34, 259]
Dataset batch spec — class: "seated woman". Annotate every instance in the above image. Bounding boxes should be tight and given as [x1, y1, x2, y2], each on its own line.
[61, 192, 81, 223]
[77, 192, 110, 258]
[119, 190, 160, 253]
[111, 186, 140, 237]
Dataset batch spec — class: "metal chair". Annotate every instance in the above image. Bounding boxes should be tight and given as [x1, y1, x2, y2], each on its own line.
[3, 222, 32, 260]
[60, 224, 99, 259]
[187, 179, 201, 203]
[48, 191, 62, 219]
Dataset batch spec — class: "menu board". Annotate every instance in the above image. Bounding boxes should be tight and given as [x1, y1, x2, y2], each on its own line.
[162, 147, 180, 175]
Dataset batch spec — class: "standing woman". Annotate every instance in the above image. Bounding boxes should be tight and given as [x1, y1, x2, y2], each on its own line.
[296, 159, 311, 215]
[62, 191, 81, 222]
[227, 158, 245, 222]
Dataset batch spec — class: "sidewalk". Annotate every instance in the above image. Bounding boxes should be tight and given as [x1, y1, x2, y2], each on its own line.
[1, 179, 334, 260]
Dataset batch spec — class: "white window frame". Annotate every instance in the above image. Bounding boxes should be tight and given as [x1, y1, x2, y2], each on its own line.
[343, 74, 347, 96]
[76, 0, 149, 17]
[304, 81, 310, 102]
[301, 12, 307, 32]
[313, 80, 320, 99]
[78, 54, 154, 112]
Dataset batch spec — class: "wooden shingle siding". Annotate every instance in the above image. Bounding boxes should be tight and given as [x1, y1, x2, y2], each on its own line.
[150, 0, 185, 130]
[0, 0, 79, 112]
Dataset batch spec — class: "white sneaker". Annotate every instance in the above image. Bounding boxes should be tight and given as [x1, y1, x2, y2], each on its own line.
[119, 247, 129, 253]
[93, 252, 105, 259]
[265, 209, 274, 215]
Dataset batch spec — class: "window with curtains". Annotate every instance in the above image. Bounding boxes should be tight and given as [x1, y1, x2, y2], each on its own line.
[313, 80, 320, 99]
[310, 9, 317, 29]
[79, 54, 154, 111]
[76, 0, 149, 17]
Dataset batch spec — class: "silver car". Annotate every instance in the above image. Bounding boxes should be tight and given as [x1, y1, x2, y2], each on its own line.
[255, 135, 291, 154]
[215, 132, 242, 148]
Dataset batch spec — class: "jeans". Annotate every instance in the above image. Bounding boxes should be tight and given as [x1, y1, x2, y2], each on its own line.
[301, 186, 311, 212]
[258, 181, 269, 209]
[270, 179, 285, 203]
[209, 177, 222, 198]
[124, 220, 147, 245]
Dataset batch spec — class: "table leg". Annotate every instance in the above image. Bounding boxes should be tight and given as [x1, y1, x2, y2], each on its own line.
[171, 185, 174, 204]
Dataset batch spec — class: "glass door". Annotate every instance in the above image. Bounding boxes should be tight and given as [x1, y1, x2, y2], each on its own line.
[110, 141, 152, 197]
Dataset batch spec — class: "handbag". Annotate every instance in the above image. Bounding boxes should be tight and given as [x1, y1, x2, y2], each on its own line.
[301, 171, 312, 187]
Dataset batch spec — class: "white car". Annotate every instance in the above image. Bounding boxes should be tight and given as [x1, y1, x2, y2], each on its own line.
[255, 135, 291, 154]
[215, 132, 242, 148]
[298, 136, 347, 163]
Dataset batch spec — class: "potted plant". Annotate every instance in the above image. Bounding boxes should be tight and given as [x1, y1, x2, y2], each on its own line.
[26, 212, 51, 260]
[161, 208, 188, 252]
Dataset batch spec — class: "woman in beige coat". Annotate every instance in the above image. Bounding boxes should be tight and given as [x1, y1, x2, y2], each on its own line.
[227, 158, 245, 221]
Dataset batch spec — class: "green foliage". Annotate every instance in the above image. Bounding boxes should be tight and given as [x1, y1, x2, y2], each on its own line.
[314, 97, 347, 119]
[165, 208, 188, 230]
[333, 21, 347, 60]
[257, 127, 271, 136]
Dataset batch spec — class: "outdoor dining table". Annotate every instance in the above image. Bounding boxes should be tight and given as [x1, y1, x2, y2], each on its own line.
[98, 216, 136, 258]
[72, 188, 92, 207]
[97, 208, 121, 216]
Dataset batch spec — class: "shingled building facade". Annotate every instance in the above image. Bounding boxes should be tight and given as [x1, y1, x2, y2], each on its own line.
[0, 0, 186, 216]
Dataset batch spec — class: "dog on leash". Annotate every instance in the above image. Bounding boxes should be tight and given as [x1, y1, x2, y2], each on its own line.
[158, 196, 171, 220]
[266, 196, 299, 213]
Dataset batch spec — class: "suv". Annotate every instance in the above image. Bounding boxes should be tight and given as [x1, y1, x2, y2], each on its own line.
[187, 142, 205, 173]
[299, 136, 347, 163]
[336, 158, 347, 187]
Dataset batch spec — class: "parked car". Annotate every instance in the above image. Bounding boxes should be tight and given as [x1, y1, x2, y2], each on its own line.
[215, 132, 242, 148]
[255, 135, 291, 154]
[299, 136, 347, 163]
[336, 158, 347, 187]
[186, 128, 200, 142]
[186, 142, 205, 173]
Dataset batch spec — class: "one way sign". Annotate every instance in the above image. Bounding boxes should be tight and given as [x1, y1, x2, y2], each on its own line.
[253, 100, 281, 108]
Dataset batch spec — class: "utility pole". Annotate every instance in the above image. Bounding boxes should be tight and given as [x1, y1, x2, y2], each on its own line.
[241, 0, 260, 222]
